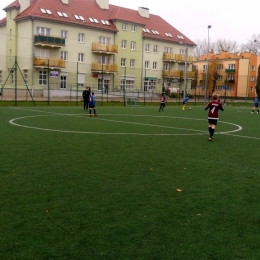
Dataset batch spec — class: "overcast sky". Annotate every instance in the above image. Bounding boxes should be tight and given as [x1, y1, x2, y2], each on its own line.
[0, 0, 259, 45]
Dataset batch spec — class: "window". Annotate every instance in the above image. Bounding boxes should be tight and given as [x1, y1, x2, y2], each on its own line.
[153, 45, 158, 53]
[180, 49, 186, 56]
[61, 51, 67, 61]
[152, 62, 157, 70]
[250, 76, 255, 81]
[121, 58, 126, 67]
[78, 53, 84, 62]
[145, 44, 150, 52]
[228, 64, 235, 69]
[227, 75, 234, 80]
[250, 87, 254, 92]
[217, 64, 223, 70]
[78, 73, 85, 87]
[131, 25, 136, 32]
[131, 41, 136, 50]
[36, 27, 51, 36]
[144, 79, 156, 91]
[179, 64, 185, 71]
[61, 30, 67, 39]
[0, 71, 2, 84]
[121, 79, 134, 89]
[98, 56, 110, 64]
[163, 63, 171, 70]
[99, 36, 110, 45]
[10, 29, 12, 40]
[39, 71, 47, 85]
[122, 23, 127, 30]
[252, 66, 255, 71]
[78, 33, 84, 43]
[24, 70, 28, 84]
[121, 40, 127, 49]
[130, 59, 135, 68]
[11, 70, 15, 84]
[145, 61, 149, 69]
[35, 48, 50, 58]
[217, 75, 223, 80]
[203, 65, 208, 72]
[164, 47, 172, 54]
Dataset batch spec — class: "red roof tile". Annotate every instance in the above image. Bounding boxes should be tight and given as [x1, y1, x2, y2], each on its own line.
[0, 17, 7, 25]
[4, 0, 195, 45]
[3, 0, 20, 11]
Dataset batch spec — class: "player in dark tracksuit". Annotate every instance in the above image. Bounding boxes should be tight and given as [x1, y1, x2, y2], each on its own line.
[205, 94, 224, 141]
[82, 87, 91, 111]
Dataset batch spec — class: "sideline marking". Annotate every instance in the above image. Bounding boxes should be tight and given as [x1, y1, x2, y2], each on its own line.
[9, 111, 243, 136]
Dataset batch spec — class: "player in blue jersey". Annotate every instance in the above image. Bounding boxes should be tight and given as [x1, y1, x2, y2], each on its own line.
[88, 92, 97, 117]
[251, 97, 259, 114]
[182, 95, 189, 110]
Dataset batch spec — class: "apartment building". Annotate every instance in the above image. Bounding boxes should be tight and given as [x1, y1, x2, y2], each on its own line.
[0, 0, 196, 96]
[194, 51, 260, 98]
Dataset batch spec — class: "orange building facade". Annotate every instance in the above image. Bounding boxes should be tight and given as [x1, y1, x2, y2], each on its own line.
[194, 51, 260, 98]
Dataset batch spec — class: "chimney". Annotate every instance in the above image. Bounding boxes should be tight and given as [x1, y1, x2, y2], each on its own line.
[61, 0, 69, 4]
[96, 0, 109, 10]
[138, 7, 149, 18]
[19, 0, 30, 13]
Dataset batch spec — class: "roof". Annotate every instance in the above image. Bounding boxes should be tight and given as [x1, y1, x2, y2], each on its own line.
[0, 17, 7, 25]
[3, 0, 20, 11]
[2, 0, 195, 45]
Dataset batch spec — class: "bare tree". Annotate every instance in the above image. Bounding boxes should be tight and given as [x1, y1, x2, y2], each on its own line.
[241, 34, 260, 55]
[193, 39, 212, 61]
[214, 39, 239, 53]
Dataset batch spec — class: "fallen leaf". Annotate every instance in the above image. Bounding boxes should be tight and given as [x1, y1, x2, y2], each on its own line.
[176, 189, 183, 192]
[45, 210, 49, 213]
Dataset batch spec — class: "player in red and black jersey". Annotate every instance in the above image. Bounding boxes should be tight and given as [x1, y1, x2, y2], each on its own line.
[205, 94, 224, 141]
[159, 93, 167, 112]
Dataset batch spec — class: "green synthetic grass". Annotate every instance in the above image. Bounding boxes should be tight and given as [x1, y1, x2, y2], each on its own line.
[1, 105, 260, 260]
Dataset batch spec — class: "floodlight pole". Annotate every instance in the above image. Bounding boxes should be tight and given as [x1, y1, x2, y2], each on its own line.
[204, 25, 211, 104]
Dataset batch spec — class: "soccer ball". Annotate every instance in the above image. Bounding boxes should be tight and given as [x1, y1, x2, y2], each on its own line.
[189, 107, 191, 110]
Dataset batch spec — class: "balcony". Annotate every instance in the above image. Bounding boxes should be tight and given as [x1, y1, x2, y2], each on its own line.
[34, 57, 65, 68]
[163, 53, 195, 63]
[92, 43, 118, 54]
[34, 35, 65, 48]
[162, 70, 181, 78]
[225, 69, 236, 73]
[226, 79, 235, 84]
[91, 63, 117, 73]
[180, 71, 196, 79]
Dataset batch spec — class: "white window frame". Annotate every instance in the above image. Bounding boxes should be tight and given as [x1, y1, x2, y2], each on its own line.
[250, 76, 255, 81]
[36, 27, 51, 36]
[228, 64, 235, 69]
[61, 51, 68, 61]
[217, 64, 223, 70]
[130, 59, 135, 68]
[250, 87, 254, 92]
[131, 25, 136, 32]
[145, 44, 150, 52]
[23, 69, 28, 84]
[163, 63, 171, 70]
[131, 41, 136, 50]
[78, 53, 84, 63]
[179, 64, 185, 71]
[153, 45, 158, 53]
[99, 36, 110, 45]
[121, 79, 134, 89]
[78, 33, 85, 43]
[152, 62, 157, 70]
[145, 61, 149, 69]
[251, 66, 255, 71]
[164, 47, 172, 54]
[98, 56, 110, 64]
[39, 70, 47, 85]
[121, 40, 127, 49]
[61, 30, 67, 39]
[122, 23, 127, 30]
[121, 58, 126, 67]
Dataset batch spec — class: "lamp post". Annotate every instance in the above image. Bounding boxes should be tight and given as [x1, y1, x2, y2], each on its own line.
[204, 25, 211, 103]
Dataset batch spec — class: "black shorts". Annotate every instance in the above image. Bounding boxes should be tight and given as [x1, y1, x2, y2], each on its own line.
[208, 119, 218, 125]
[182, 102, 186, 105]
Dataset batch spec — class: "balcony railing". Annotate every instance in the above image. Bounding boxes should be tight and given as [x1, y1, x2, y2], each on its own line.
[34, 35, 65, 47]
[225, 69, 236, 73]
[226, 79, 235, 84]
[163, 53, 195, 62]
[162, 70, 181, 77]
[180, 71, 196, 79]
[92, 43, 118, 53]
[91, 63, 117, 73]
[34, 57, 65, 68]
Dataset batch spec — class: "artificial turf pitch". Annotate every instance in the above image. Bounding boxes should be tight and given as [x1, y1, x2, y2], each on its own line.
[0, 105, 260, 259]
